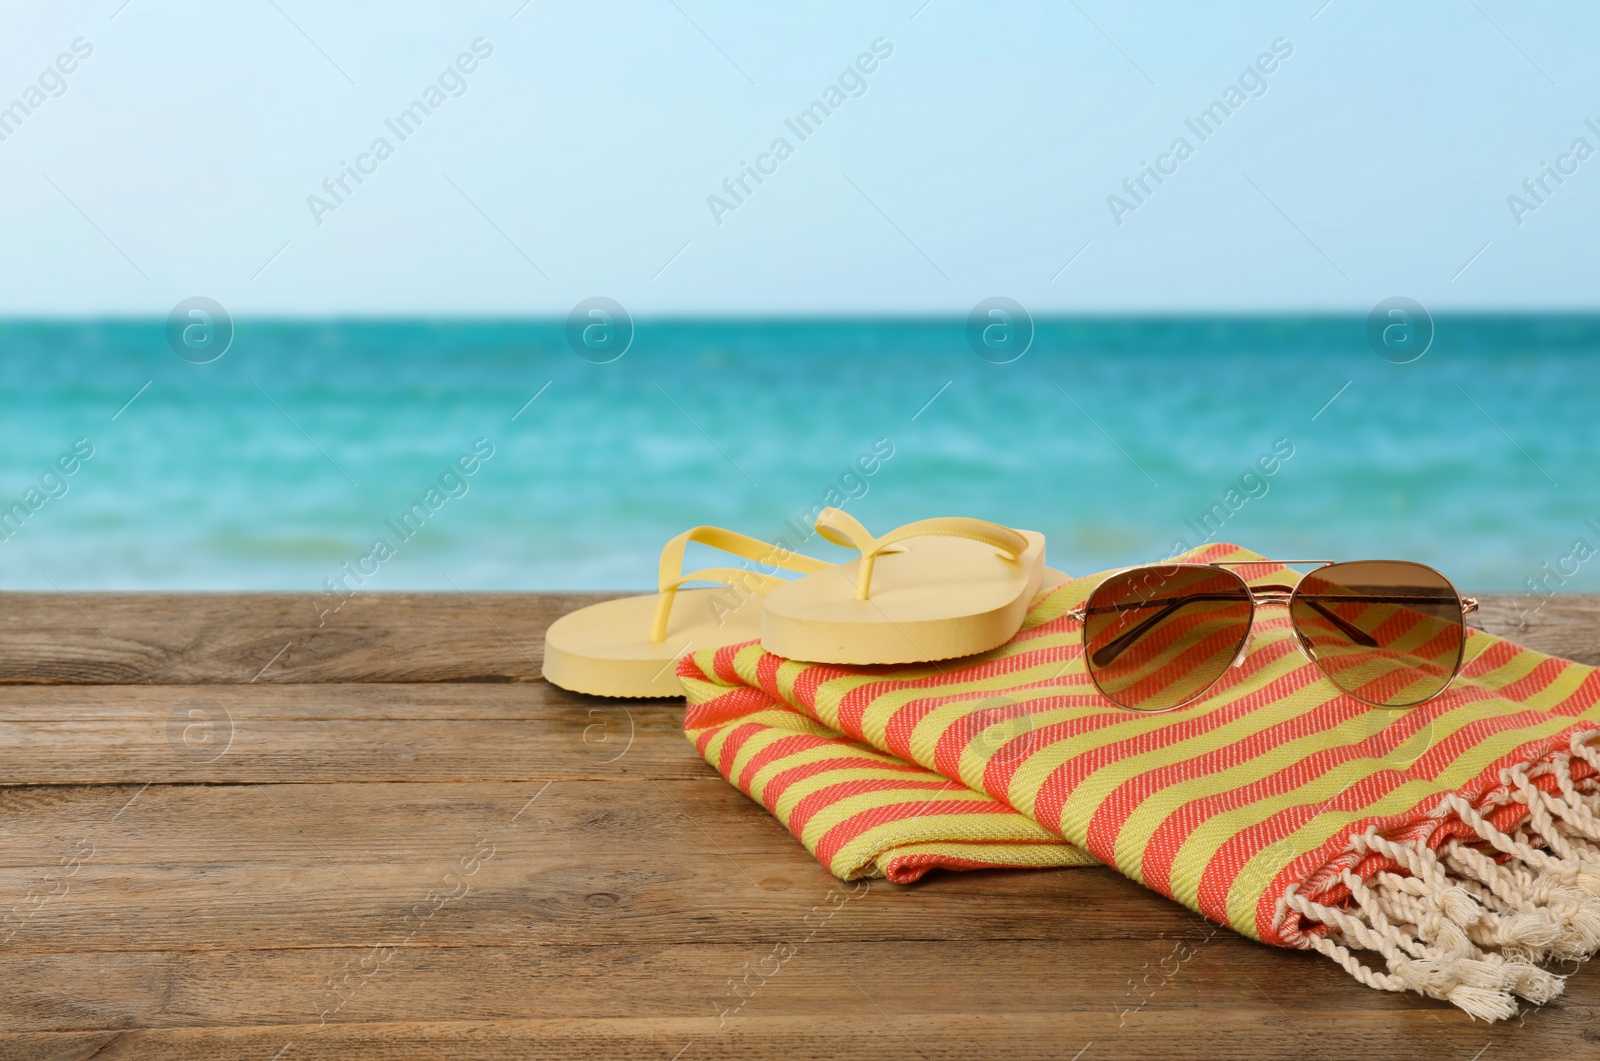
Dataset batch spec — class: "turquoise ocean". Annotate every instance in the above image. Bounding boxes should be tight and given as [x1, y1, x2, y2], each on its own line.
[0, 316, 1595, 597]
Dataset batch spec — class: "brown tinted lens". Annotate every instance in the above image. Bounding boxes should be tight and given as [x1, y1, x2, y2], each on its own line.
[1083, 565, 1253, 712]
[1290, 561, 1464, 707]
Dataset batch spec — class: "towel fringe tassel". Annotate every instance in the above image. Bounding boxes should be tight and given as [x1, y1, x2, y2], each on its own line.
[1284, 729, 1600, 1022]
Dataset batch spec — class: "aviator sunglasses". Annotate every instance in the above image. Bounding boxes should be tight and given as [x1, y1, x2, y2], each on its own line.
[1065, 560, 1478, 712]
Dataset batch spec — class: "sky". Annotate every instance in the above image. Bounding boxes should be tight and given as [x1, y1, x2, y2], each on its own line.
[1, 0, 1597, 315]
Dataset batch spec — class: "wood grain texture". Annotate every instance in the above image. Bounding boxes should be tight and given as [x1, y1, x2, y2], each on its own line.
[0, 591, 619, 685]
[1, 592, 1597, 1060]
[0, 780, 1196, 953]
[2, 942, 1594, 1058]
[5, 1005, 1600, 1061]
[1471, 593, 1600, 665]
[0, 591, 1591, 685]
[0, 685, 683, 783]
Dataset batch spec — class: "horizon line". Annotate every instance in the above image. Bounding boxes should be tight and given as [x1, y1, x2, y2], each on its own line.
[6, 310, 1600, 323]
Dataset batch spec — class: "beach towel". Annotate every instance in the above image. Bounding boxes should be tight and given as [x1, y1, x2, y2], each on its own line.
[679, 543, 1600, 1021]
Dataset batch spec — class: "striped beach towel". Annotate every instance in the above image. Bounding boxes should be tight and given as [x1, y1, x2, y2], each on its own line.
[679, 543, 1600, 1021]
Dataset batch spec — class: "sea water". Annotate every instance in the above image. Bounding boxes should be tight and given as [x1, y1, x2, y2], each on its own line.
[0, 316, 1594, 594]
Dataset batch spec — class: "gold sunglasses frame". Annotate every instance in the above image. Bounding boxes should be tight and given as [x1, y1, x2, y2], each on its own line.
[1065, 560, 1478, 713]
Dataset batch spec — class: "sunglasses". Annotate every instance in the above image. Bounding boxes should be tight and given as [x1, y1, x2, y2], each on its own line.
[1065, 560, 1478, 712]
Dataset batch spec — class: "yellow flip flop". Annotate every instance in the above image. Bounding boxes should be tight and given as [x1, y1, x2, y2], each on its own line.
[542, 527, 831, 698]
[759, 508, 1047, 665]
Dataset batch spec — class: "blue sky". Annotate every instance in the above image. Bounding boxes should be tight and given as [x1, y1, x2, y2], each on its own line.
[1, 0, 1597, 315]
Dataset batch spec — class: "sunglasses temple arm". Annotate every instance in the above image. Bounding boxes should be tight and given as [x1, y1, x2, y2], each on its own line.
[1088, 598, 1188, 669]
[1299, 598, 1381, 648]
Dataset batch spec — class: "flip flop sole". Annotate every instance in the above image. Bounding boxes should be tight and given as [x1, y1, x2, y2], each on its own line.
[542, 588, 759, 698]
[760, 531, 1047, 665]
[542, 565, 1070, 697]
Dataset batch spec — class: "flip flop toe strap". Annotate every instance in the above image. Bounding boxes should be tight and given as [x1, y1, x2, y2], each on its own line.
[813, 507, 1030, 601]
[648, 527, 830, 642]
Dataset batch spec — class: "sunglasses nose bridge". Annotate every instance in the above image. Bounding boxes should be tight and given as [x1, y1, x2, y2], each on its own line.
[1243, 588, 1317, 662]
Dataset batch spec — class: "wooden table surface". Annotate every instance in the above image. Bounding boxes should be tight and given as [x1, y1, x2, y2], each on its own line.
[3, 591, 1599, 1060]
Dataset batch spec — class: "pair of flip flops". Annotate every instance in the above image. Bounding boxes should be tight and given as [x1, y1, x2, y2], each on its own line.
[542, 508, 1061, 698]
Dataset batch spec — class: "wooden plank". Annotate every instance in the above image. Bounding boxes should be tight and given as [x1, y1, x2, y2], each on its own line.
[1, 934, 1592, 1052]
[0, 592, 1593, 686]
[0, 780, 1195, 952]
[0, 937, 1277, 1031]
[1472, 594, 1600, 666]
[3, 999, 1595, 1061]
[0, 684, 688, 784]
[0, 779, 795, 870]
[0, 681, 627, 721]
[0, 591, 620, 685]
